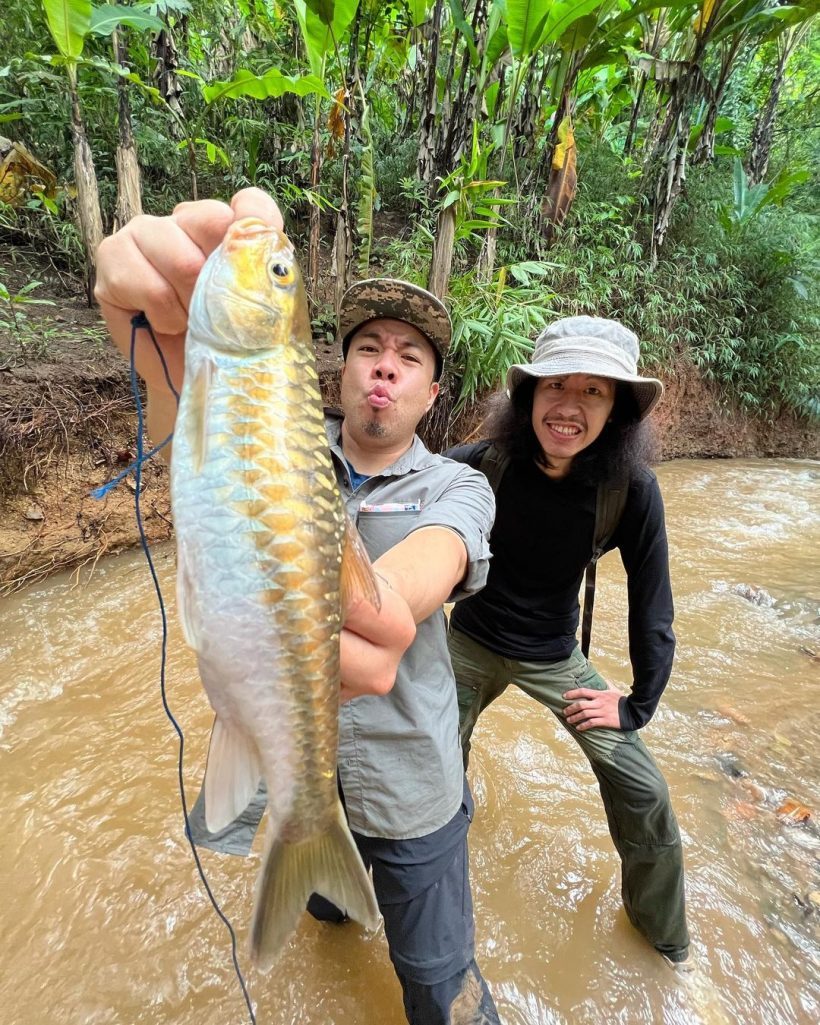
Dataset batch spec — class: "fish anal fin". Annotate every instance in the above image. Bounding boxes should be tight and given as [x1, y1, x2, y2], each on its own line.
[251, 797, 380, 972]
[203, 716, 262, 833]
[341, 510, 381, 615]
[186, 356, 215, 474]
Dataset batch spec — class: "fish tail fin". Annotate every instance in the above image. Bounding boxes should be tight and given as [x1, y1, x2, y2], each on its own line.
[250, 797, 380, 971]
[203, 716, 262, 833]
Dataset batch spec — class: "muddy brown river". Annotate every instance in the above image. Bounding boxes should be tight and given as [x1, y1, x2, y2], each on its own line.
[2, 459, 819, 1025]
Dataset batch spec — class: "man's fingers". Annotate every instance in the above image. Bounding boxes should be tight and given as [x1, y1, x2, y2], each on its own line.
[130, 219, 213, 322]
[172, 198, 235, 258]
[231, 188, 284, 229]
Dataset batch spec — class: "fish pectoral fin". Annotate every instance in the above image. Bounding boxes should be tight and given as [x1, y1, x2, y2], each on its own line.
[340, 510, 382, 615]
[186, 355, 216, 474]
[176, 539, 200, 649]
[203, 716, 263, 833]
[250, 797, 380, 972]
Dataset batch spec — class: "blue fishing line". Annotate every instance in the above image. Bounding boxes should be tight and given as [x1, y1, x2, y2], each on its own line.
[128, 314, 257, 1025]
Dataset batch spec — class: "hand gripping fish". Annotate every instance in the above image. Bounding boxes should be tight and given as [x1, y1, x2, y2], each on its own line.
[170, 217, 381, 968]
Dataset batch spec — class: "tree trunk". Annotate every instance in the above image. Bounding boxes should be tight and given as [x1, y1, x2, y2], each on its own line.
[436, 0, 488, 181]
[747, 45, 790, 185]
[333, 86, 353, 313]
[428, 206, 456, 299]
[308, 99, 323, 304]
[68, 69, 104, 304]
[475, 203, 497, 284]
[417, 0, 444, 196]
[647, 0, 724, 266]
[692, 39, 742, 166]
[113, 30, 143, 231]
[623, 72, 647, 157]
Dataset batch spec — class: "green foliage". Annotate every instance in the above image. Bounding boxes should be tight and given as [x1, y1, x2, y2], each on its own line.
[720, 157, 810, 233]
[536, 140, 820, 419]
[447, 263, 558, 409]
[0, 276, 56, 359]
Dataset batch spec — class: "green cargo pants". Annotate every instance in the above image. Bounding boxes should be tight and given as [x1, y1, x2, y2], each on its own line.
[448, 627, 689, 961]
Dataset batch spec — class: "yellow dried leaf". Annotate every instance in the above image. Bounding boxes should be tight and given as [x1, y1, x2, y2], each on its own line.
[0, 139, 57, 206]
[693, 0, 717, 36]
[327, 86, 347, 143]
[542, 117, 577, 231]
[551, 117, 575, 172]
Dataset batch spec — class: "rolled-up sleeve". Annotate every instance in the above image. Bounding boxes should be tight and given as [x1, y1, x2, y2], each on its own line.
[409, 464, 495, 602]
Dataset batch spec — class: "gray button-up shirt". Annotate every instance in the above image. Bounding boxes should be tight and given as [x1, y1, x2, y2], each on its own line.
[327, 415, 494, 839]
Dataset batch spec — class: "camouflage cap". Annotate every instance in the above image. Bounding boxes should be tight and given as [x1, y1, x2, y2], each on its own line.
[337, 278, 452, 376]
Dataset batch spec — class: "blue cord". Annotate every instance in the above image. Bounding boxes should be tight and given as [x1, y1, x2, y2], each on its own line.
[128, 314, 257, 1025]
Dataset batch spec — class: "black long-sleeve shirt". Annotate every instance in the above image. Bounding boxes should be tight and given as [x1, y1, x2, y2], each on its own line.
[446, 441, 675, 730]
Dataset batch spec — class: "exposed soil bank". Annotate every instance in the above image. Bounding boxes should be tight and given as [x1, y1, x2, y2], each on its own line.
[1, 251, 818, 595]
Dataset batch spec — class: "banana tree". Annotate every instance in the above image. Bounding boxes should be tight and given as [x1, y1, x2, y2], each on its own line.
[747, 7, 818, 183]
[40, 0, 162, 296]
[691, 1, 816, 166]
[294, 0, 360, 302]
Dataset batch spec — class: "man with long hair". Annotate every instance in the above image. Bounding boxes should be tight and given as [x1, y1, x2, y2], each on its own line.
[447, 316, 692, 970]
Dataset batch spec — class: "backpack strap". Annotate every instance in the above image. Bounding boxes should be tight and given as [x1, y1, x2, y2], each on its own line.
[477, 442, 510, 495]
[581, 480, 629, 657]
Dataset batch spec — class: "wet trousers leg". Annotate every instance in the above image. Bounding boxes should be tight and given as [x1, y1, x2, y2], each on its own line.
[310, 781, 500, 1025]
[449, 628, 690, 960]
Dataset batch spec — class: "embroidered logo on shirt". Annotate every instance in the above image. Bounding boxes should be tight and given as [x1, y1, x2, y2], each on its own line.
[359, 502, 422, 513]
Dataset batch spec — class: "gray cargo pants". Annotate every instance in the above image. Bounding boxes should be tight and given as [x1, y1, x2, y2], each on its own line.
[448, 627, 689, 961]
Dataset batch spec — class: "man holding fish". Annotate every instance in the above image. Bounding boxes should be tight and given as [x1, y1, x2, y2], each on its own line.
[95, 188, 501, 1024]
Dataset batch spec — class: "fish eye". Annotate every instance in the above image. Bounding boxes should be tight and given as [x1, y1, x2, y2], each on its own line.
[269, 261, 293, 283]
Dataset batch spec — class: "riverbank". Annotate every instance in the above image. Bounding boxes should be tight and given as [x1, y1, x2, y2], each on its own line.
[1, 249, 818, 595]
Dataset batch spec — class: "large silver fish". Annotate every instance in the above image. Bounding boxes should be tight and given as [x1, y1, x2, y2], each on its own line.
[170, 217, 380, 968]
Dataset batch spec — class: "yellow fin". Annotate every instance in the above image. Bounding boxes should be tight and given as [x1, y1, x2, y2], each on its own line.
[185, 356, 215, 473]
[251, 797, 380, 971]
[341, 510, 381, 615]
[203, 716, 262, 833]
[176, 539, 200, 649]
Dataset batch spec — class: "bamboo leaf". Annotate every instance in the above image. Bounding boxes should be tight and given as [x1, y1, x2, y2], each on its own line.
[43, 0, 92, 60]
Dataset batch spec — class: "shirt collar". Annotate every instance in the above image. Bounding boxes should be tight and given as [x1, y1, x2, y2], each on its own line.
[325, 412, 437, 478]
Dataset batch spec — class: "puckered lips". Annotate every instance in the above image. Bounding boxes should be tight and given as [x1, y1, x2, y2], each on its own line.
[368, 384, 393, 410]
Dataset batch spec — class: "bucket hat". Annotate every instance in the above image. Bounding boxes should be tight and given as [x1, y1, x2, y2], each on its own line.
[337, 278, 451, 377]
[506, 315, 663, 419]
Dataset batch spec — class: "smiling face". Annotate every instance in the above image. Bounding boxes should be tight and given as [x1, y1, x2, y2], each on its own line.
[530, 373, 617, 477]
[339, 318, 440, 451]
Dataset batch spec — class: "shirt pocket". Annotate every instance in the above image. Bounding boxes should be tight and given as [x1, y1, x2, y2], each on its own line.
[355, 509, 421, 560]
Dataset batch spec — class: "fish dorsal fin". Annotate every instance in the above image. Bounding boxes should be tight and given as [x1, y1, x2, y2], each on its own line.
[185, 356, 216, 474]
[340, 510, 381, 615]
